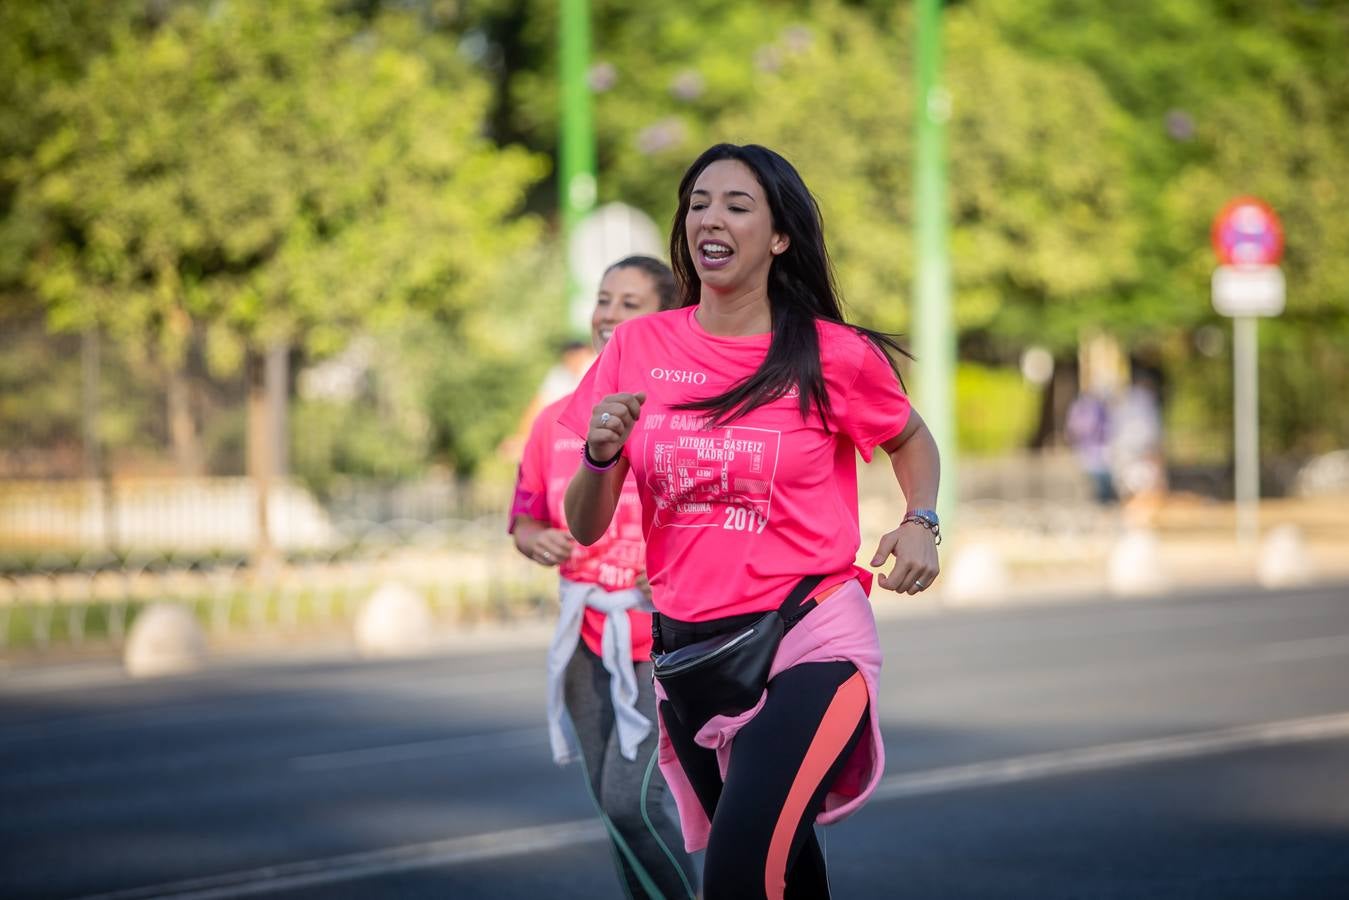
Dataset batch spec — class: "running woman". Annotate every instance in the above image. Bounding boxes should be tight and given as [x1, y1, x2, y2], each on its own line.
[511, 256, 697, 899]
[562, 145, 941, 899]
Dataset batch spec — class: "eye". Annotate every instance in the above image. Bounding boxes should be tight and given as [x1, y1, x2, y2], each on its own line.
[689, 202, 707, 211]
[729, 206, 748, 214]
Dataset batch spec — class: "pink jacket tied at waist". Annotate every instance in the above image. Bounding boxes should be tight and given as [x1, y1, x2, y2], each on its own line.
[654, 579, 884, 852]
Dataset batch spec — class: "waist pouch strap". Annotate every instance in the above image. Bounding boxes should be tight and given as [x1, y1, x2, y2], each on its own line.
[652, 575, 824, 729]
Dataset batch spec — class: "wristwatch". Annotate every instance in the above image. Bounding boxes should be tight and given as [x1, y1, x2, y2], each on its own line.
[905, 508, 939, 528]
[902, 508, 941, 544]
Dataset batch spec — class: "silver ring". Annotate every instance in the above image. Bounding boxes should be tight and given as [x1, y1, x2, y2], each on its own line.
[540, 551, 552, 562]
[914, 580, 925, 589]
[599, 412, 612, 426]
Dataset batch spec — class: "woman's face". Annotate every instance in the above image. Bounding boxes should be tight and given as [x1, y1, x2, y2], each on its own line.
[591, 266, 663, 352]
[684, 158, 788, 294]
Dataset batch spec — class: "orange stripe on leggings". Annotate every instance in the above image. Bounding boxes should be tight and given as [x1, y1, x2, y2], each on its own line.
[763, 671, 869, 900]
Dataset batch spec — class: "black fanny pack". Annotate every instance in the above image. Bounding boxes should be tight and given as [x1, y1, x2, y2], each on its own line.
[652, 575, 824, 729]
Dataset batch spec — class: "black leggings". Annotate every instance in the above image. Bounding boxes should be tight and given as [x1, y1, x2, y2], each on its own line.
[657, 614, 869, 900]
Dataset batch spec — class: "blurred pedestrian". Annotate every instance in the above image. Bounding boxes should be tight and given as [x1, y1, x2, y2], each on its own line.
[1065, 387, 1117, 505]
[561, 144, 942, 900]
[1110, 361, 1167, 522]
[510, 256, 697, 899]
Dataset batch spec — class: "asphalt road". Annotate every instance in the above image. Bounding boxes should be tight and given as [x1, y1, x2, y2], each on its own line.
[3, 582, 1348, 899]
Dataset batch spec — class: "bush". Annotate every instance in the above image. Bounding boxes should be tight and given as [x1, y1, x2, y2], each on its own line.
[955, 363, 1039, 456]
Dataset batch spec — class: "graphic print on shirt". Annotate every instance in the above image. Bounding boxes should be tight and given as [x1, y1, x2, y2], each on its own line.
[642, 414, 782, 533]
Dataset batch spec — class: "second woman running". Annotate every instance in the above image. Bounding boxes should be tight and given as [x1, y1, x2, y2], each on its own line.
[511, 256, 697, 899]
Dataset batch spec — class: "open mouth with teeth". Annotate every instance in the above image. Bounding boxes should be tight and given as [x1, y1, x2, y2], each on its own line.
[698, 240, 734, 269]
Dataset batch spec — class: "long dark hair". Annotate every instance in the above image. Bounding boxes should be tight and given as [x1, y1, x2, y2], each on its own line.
[669, 143, 909, 429]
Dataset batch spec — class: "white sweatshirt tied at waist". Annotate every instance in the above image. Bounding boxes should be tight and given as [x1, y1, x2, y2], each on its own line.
[546, 577, 654, 765]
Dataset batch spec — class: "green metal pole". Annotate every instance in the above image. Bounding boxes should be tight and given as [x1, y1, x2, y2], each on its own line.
[560, 0, 597, 334]
[914, 0, 956, 525]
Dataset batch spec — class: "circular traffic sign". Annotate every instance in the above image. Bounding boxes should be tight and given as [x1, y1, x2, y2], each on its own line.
[1211, 197, 1283, 266]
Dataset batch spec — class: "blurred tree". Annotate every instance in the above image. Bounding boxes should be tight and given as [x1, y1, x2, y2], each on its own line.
[452, 1, 1139, 377]
[0, 1, 163, 475]
[469, 0, 1349, 461]
[955, 362, 1040, 456]
[291, 244, 567, 492]
[0, 1, 160, 284]
[9, 0, 548, 551]
[982, 0, 1349, 458]
[6, 0, 1347, 485]
[0, 308, 165, 477]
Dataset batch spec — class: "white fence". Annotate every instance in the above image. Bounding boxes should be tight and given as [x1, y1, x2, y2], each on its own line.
[0, 520, 557, 653]
[0, 477, 338, 553]
[0, 477, 551, 653]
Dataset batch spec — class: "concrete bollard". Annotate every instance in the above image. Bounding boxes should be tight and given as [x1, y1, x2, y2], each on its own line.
[1257, 524, 1314, 589]
[123, 603, 208, 678]
[944, 543, 1010, 605]
[1107, 528, 1170, 597]
[354, 582, 434, 658]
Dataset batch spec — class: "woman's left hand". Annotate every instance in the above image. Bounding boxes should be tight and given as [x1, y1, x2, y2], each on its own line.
[871, 521, 940, 594]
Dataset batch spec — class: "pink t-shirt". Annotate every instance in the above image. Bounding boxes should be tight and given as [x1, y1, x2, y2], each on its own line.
[512, 394, 653, 660]
[559, 306, 911, 622]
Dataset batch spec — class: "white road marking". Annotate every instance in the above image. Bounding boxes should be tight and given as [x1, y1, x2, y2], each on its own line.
[70, 711, 1349, 900]
[70, 819, 608, 900]
[873, 711, 1349, 801]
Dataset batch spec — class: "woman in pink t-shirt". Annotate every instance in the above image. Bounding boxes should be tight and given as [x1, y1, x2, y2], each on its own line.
[562, 145, 941, 900]
[511, 256, 697, 899]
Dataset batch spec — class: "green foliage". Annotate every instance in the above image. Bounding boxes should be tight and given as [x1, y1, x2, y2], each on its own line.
[291, 399, 425, 494]
[954, 363, 1039, 455]
[0, 0, 149, 284]
[425, 246, 570, 476]
[544, 0, 1347, 458]
[0, 317, 85, 467]
[5, 0, 560, 482]
[945, 11, 1141, 350]
[0, 302, 162, 473]
[289, 244, 567, 486]
[16, 0, 546, 368]
[483, 0, 1148, 345]
[5, 0, 1348, 482]
[979, 0, 1349, 455]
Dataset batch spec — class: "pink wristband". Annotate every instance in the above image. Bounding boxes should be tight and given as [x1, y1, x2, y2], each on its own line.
[582, 442, 621, 472]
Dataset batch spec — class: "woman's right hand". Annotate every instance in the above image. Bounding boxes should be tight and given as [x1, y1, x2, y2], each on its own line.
[529, 528, 575, 567]
[587, 392, 646, 462]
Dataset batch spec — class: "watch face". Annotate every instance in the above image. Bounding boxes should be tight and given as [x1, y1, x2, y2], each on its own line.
[910, 509, 939, 526]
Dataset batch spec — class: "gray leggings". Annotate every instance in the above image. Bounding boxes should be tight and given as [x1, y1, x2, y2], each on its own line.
[564, 641, 698, 899]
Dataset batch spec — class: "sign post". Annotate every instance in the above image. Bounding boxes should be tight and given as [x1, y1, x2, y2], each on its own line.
[560, 0, 597, 336]
[913, 0, 956, 527]
[1210, 197, 1284, 545]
